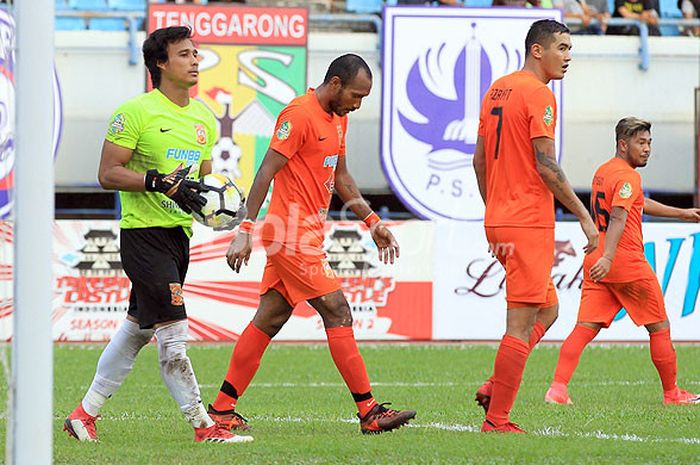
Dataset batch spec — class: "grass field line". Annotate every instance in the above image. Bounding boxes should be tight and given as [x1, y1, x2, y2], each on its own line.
[68, 413, 700, 446]
[190, 379, 699, 389]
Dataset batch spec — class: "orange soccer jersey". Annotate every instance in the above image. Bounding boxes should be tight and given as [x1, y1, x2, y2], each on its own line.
[478, 70, 557, 229]
[584, 157, 648, 282]
[262, 89, 348, 251]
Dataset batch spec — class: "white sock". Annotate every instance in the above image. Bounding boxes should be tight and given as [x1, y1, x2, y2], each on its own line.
[155, 320, 214, 429]
[82, 319, 153, 417]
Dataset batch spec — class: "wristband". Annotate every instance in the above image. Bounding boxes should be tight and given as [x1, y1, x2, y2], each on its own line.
[239, 219, 255, 234]
[362, 211, 381, 228]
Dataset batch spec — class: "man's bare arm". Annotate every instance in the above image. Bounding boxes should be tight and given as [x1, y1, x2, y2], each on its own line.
[334, 155, 373, 220]
[243, 148, 289, 221]
[533, 137, 589, 219]
[473, 136, 487, 204]
[644, 198, 700, 222]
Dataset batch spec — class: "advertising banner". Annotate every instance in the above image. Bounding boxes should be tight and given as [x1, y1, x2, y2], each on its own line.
[147, 4, 308, 215]
[0, 220, 432, 342]
[433, 221, 700, 341]
[381, 7, 562, 221]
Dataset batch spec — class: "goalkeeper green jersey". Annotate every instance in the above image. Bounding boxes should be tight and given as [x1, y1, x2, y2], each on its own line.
[105, 89, 216, 236]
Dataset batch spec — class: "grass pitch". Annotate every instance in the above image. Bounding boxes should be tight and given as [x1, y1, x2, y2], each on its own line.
[2, 343, 699, 464]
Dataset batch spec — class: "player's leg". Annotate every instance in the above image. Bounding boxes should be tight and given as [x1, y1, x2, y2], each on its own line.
[479, 227, 553, 432]
[130, 227, 251, 443]
[64, 306, 153, 442]
[620, 276, 700, 405]
[482, 304, 537, 433]
[545, 279, 618, 405]
[476, 283, 558, 411]
[545, 322, 601, 405]
[209, 287, 293, 427]
[308, 289, 416, 434]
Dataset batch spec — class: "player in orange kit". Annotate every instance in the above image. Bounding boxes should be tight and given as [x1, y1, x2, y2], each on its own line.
[545, 117, 700, 406]
[472, 19, 599, 433]
[206, 54, 416, 435]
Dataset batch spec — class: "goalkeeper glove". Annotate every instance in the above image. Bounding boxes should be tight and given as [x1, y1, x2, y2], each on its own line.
[144, 166, 207, 214]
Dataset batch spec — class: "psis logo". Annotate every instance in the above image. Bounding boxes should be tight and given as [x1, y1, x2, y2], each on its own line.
[0, 9, 62, 219]
[382, 9, 562, 221]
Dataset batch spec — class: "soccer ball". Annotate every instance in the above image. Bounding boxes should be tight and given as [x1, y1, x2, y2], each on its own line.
[192, 173, 246, 231]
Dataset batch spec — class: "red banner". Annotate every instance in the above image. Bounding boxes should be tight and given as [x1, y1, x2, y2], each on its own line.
[148, 4, 308, 46]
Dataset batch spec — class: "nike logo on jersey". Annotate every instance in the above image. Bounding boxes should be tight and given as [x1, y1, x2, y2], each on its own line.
[319, 136, 327, 141]
[160, 128, 172, 133]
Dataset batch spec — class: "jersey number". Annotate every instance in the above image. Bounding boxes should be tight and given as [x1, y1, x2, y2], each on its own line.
[592, 191, 610, 232]
[490, 106, 503, 159]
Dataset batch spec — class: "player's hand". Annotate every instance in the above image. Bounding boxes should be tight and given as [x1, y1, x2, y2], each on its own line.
[589, 255, 612, 282]
[370, 223, 399, 264]
[145, 164, 207, 214]
[579, 216, 599, 254]
[680, 208, 700, 222]
[226, 230, 252, 273]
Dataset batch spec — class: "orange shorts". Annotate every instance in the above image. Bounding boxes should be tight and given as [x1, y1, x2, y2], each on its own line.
[578, 275, 667, 328]
[259, 240, 341, 306]
[485, 226, 558, 309]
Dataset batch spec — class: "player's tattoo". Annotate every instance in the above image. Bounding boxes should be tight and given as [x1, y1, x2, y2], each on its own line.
[535, 148, 567, 183]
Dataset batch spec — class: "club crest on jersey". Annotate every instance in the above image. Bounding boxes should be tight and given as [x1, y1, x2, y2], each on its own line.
[619, 182, 633, 199]
[110, 113, 125, 135]
[277, 121, 291, 140]
[194, 124, 207, 145]
[543, 106, 554, 126]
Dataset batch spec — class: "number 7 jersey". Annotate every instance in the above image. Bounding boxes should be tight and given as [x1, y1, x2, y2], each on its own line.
[585, 157, 647, 282]
[478, 70, 557, 228]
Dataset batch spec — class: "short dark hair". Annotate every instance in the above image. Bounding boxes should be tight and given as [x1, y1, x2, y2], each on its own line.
[615, 117, 651, 142]
[143, 26, 192, 88]
[323, 53, 372, 86]
[525, 19, 569, 57]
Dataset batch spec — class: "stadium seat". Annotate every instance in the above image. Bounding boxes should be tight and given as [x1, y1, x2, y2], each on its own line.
[88, 17, 127, 30]
[464, 0, 493, 6]
[659, 0, 682, 16]
[658, 0, 682, 35]
[347, 0, 384, 13]
[108, 0, 146, 11]
[68, 0, 109, 10]
[56, 0, 71, 10]
[55, 17, 87, 30]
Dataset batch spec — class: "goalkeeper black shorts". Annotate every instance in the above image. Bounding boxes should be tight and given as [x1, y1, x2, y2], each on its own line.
[120, 226, 189, 329]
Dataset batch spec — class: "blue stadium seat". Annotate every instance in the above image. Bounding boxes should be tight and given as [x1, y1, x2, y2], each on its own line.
[55, 17, 87, 30]
[108, 0, 146, 10]
[55, 0, 71, 10]
[88, 17, 127, 30]
[464, 0, 493, 6]
[68, 0, 109, 10]
[347, 0, 384, 13]
[658, 0, 681, 16]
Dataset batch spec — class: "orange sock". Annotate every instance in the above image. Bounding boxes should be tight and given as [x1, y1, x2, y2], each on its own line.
[212, 322, 271, 412]
[326, 326, 375, 416]
[486, 335, 530, 426]
[552, 324, 598, 385]
[485, 320, 547, 385]
[649, 328, 677, 392]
